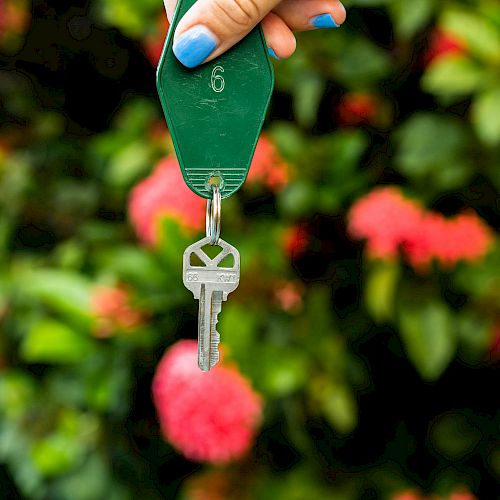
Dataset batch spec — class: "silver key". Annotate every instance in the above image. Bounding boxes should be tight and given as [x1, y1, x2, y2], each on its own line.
[183, 236, 240, 371]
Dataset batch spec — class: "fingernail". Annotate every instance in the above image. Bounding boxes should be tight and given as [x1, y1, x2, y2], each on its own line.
[173, 25, 218, 68]
[311, 13, 339, 29]
[268, 47, 281, 60]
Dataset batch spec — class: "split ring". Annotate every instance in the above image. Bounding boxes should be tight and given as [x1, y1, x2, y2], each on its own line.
[206, 184, 221, 245]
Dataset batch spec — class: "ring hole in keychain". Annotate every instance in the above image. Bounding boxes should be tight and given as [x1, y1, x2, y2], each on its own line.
[207, 174, 224, 190]
[206, 181, 221, 246]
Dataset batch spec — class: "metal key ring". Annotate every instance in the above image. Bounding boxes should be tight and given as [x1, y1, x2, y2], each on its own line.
[206, 184, 221, 245]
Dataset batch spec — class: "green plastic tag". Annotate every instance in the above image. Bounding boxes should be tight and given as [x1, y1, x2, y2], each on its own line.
[156, 0, 275, 199]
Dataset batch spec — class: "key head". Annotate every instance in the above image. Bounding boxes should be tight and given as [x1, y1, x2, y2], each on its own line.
[183, 236, 240, 300]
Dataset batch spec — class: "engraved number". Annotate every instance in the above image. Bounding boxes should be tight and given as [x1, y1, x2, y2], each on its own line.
[186, 273, 199, 281]
[217, 273, 236, 283]
[211, 65, 225, 93]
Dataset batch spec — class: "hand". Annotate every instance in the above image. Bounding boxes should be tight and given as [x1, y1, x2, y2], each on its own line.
[163, 0, 346, 68]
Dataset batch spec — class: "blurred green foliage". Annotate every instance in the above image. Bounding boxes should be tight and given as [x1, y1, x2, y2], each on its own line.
[0, 0, 499, 498]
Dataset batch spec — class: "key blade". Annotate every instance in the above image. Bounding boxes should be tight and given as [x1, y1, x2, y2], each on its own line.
[209, 291, 223, 369]
[197, 284, 212, 372]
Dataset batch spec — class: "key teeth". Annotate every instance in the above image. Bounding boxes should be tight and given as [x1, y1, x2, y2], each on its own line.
[209, 330, 220, 369]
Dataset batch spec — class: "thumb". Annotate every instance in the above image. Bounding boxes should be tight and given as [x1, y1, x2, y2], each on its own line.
[172, 0, 280, 68]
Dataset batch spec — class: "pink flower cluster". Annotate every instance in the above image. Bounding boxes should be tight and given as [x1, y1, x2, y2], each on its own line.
[247, 136, 290, 192]
[348, 187, 494, 270]
[90, 285, 144, 338]
[128, 156, 205, 246]
[152, 340, 262, 464]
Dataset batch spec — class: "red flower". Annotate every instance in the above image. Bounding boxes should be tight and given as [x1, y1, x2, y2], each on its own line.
[348, 187, 423, 260]
[448, 489, 477, 500]
[0, 0, 30, 41]
[152, 340, 263, 464]
[337, 92, 380, 127]
[391, 491, 423, 500]
[405, 211, 494, 270]
[283, 224, 310, 259]
[128, 156, 205, 246]
[444, 212, 494, 264]
[403, 212, 448, 269]
[348, 187, 494, 269]
[247, 135, 290, 192]
[90, 285, 144, 338]
[424, 29, 467, 66]
[274, 281, 304, 312]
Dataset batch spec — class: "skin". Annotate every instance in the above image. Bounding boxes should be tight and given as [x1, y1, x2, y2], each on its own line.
[163, 0, 347, 62]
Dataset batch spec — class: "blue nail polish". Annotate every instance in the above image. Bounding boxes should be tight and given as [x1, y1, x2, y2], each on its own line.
[173, 25, 218, 68]
[268, 47, 281, 60]
[311, 13, 339, 29]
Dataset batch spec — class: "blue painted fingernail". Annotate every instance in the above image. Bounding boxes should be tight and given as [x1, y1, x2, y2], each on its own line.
[311, 13, 339, 29]
[268, 47, 281, 60]
[173, 25, 218, 68]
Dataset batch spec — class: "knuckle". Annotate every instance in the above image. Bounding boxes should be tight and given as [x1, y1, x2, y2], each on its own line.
[212, 0, 260, 29]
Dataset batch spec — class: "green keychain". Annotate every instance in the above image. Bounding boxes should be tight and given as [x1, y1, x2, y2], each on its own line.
[156, 0, 275, 371]
[156, 0, 274, 200]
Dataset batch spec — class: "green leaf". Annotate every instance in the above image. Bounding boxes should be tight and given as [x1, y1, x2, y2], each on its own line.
[106, 141, 153, 187]
[219, 303, 258, 358]
[441, 8, 500, 64]
[396, 113, 466, 174]
[32, 434, 82, 477]
[394, 113, 472, 190]
[489, 446, 500, 480]
[278, 181, 317, 217]
[19, 269, 91, 321]
[269, 122, 307, 162]
[21, 320, 95, 364]
[311, 378, 358, 434]
[157, 217, 197, 273]
[260, 345, 309, 397]
[335, 37, 392, 87]
[0, 372, 36, 419]
[97, 0, 161, 38]
[95, 245, 164, 287]
[456, 311, 493, 364]
[325, 130, 370, 178]
[429, 412, 481, 461]
[365, 260, 400, 323]
[293, 71, 325, 128]
[471, 88, 500, 145]
[422, 56, 486, 99]
[453, 244, 500, 306]
[389, 0, 435, 39]
[398, 302, 456, 381]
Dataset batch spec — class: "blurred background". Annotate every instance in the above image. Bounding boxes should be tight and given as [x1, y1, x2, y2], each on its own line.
[0, 0, 499, 498]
